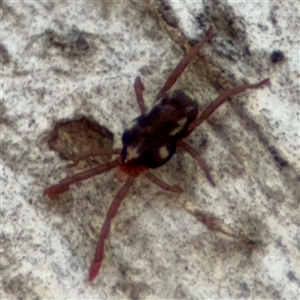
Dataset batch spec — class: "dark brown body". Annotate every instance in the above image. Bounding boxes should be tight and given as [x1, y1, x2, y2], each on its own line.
[121, 90, 198, 168]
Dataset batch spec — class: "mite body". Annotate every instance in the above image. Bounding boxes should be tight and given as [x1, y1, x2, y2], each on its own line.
[44, 25, 270, 282]
[122, 90, 198, 169]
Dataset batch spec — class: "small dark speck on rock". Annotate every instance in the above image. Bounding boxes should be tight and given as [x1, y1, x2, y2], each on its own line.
[129, 283, 149, 300]
[199, 135, 208, 148]
[268, 146, 288, 168]
[28, 119, 35, 127]
[0, 44, 10, 64]
[189, 39, 199, 46]
[74, 34, 89, 51]
[240, 282, 250, 292]
[195, 13, 207, 29]
[287, 271, 299, 283]
[160, 0, 177, 28]
[243, 45, 251, 57]
[258, 23, 268, 32]
[270, 50, 285, 63]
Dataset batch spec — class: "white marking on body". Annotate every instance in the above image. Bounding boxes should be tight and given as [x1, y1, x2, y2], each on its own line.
[183, 90, 194, 99]
[185, 105, 195, 113]
[125, 146, 140, 162]
[158, 145, 169, 160]
[126, 120, 138, 131]
[170, 117, 187, 135]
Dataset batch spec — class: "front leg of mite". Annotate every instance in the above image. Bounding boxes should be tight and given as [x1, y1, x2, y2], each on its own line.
[156, 25, 213, 100]
[134, 76, 147, 114]
[67, 149, 122, 168]
[88, 175, 136, 282]
[44, 160, 119, 196]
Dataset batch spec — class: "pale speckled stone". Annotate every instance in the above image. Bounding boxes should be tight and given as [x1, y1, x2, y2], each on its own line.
[1, 0, 299, 299]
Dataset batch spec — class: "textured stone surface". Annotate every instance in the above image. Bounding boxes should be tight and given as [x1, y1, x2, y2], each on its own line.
[1, 0, 299, 299]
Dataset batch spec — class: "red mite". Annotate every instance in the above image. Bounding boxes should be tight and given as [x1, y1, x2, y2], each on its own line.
[44, 26, 269, 282]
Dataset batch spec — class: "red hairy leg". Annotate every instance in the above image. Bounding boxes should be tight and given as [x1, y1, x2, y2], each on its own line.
[67, 149, 122, 168]
[186, 78, 270, 137]
[88, 175, 136, 282]
[144, 171, 183, 193]
[44, 160, 119, 196]
[134, 76, 147, 114]
[177, 140, 216, 187]
[156, 25, 213, 100]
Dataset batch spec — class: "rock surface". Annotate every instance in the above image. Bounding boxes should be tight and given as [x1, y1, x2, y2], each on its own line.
[2, 0, 299, 299]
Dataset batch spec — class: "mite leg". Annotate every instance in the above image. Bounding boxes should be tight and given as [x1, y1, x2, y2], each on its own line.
[44, 160, 119, 196]
[88, 175, 136, 282]
[183, 202, 256, 246]
[67, 149, 122, 168]
[144, 171, 183, 193]
[186, 78, 270, 137]
[134, 76, 147, 114]
[156, 25, 213, 100]
[177, 140, 216, 187]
